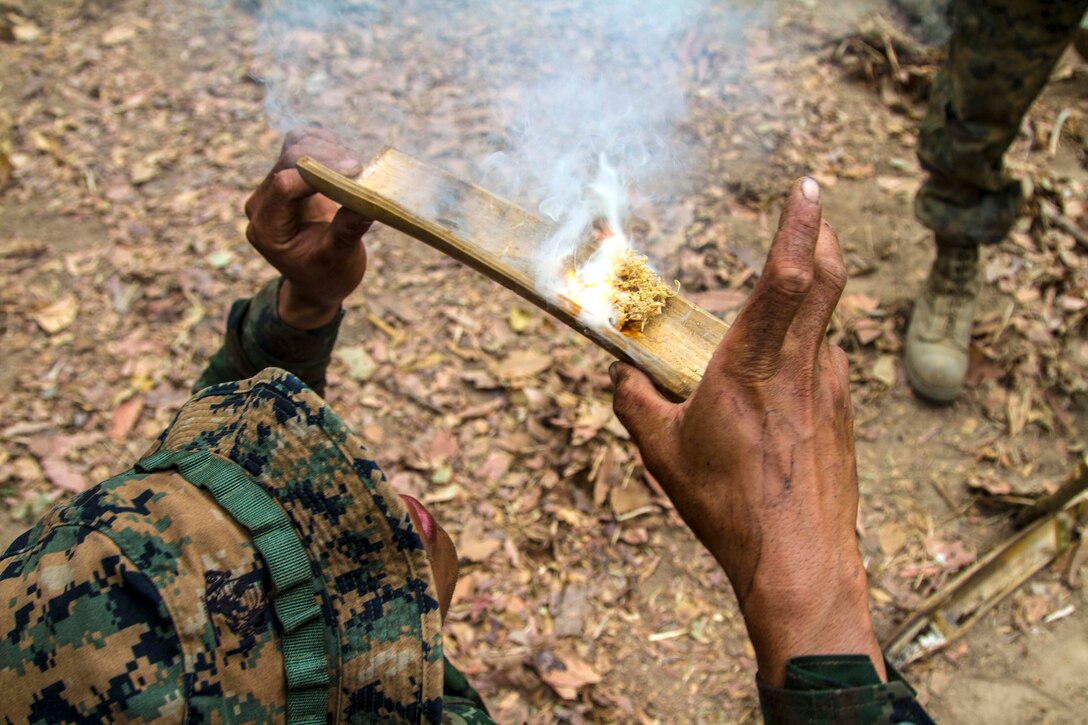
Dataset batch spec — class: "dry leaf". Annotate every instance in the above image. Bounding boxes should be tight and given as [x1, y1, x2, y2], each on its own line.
[458, 521, 502, 562]
[109, 396, 144, 440]
[536, 649, 601, 700]
[839, 293, 881, 315]
[841, 162, 875, 179]
[689, 288, 747, 313]
[878, 521, 907, 556]
[1006, 386, 1032, 437]
[0, 150, 13, 189]
[130, 158, 158, 185]
[924, 538, 976, 573]
[871, 355, 898, 387]
[508, 306, 532, 332]
[854, 318, 883, 345]
[426, 429, 457, 466]
[876, 175, 919, 197]
[478, 451, 513, 485]
[33, 295, 79, 334]
[571, 400, 613, 445]
[102, 24, 137, 46]
[41, 458, 88, 493]
[336, 346, 378, 382]
[493, 349, 552, 381]
[610, 480, 653, 517]
[554, 583, 590, 637]
[12, 20, 43, 42]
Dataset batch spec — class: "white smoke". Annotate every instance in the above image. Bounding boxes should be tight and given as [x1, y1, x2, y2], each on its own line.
[252, 0, 734, 327]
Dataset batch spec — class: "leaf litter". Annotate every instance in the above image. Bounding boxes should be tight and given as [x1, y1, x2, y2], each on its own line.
[0, 1, 1086, 720]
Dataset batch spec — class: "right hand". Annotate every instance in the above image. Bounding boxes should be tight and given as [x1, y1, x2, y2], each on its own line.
[611, 178, 884, 686]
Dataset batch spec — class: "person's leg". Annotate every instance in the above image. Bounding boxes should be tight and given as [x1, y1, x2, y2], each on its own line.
[907, 0, 1088, 403]
[1076, 12, 1088, 62]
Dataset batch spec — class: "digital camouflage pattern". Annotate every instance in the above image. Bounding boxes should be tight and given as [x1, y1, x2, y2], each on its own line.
[916, 0, 1088, 247]
[0, 369, 458, 722]
[758, 656, 934, 725]
[195, 278, 343, 397]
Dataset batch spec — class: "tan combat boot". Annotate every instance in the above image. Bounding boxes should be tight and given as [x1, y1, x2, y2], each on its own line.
[903, 244, 980, 403]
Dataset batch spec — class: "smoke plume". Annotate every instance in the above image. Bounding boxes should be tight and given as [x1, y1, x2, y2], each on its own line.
[253, 0, 731, 326]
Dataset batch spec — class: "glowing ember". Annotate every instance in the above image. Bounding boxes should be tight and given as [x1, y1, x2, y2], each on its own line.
[546, 154, 675, 332]
[564, 229, 676, 332]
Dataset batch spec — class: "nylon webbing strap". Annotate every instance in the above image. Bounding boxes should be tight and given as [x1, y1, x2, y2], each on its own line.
[136, 449, 330, 725]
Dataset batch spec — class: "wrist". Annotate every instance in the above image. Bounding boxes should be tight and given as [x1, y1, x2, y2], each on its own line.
[277, 279, 342, 329]
[741, 559, 885, 687]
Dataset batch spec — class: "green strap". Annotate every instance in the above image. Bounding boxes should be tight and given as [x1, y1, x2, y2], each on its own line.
[136, 449, 331, 725]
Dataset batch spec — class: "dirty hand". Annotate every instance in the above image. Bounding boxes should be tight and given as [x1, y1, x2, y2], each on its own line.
[244, 128, 372, 329]
[611, 178, 884, 686]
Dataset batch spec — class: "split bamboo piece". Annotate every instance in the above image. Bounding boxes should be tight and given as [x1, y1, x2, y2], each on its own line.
[298, 147, 729, 400]
[883, 481, 1088, 666]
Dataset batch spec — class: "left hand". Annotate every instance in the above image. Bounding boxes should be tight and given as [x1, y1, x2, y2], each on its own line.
[244, 128, 373, 329]
[611, 178, 883, 685]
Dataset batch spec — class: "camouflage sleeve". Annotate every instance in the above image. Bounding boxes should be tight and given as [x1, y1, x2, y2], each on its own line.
[193, 278, 343, 396]
[757, 655, 934, 725]
[442, 657, 495, 724]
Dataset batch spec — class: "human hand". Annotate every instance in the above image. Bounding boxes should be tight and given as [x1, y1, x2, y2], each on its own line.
[244, 128, 373, 329]
[611, 178, 884, 686]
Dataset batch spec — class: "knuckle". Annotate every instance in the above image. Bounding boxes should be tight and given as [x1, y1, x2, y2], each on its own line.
[281, 148, 303, 168]
[826, 347, 851, 401]
[830, 344, 849, 371]
[270, 169, 296, 197]
[767, 262, 813, 298]
[777, 214, 821, 242]
[821, 256, 848, 291]
[284, 128, 305, 145]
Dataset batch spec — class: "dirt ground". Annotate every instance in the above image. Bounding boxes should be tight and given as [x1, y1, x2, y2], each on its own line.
[2, 0, 1087, 722]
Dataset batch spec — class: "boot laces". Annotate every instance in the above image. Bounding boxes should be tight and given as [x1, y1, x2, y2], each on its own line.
[927, 249, 978, 331]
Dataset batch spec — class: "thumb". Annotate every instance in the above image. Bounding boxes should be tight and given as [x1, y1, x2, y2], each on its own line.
[610, 362, 674, 453]
[329, 206, 374, 248]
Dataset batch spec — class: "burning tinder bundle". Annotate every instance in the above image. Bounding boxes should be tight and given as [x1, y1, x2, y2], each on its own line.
[567, 248, 676, 332]
[610, 250, 677, 332]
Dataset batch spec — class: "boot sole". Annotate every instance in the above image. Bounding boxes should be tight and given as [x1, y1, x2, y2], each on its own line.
[904, 354, 962, 404]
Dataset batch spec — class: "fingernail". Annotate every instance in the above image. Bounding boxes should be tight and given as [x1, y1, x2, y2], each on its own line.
[609, 362, 620, 385]
[337, 158, 361, 173]
[801, 177, 820, 203]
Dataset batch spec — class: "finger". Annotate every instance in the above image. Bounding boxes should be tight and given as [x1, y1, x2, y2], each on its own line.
[284, 126, 341, 146]
[789, 219, 847, 356]
[327, 206, 374, 249]
[829, 343, 849, 381]
[247, 168, 318, 243]
[610, 362, 674, 458]
[819, 342, 852, 412]
[275, 138, 361, 175]
[300, 194, 341, 224]
[724, 177, 822, 366]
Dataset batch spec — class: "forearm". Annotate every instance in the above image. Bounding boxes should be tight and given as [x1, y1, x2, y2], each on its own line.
[193, 278, 342, 396]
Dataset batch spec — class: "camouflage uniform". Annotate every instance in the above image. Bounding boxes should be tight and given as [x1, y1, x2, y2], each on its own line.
[0, 278, 930, 723]
[915, 0, 1088, 247]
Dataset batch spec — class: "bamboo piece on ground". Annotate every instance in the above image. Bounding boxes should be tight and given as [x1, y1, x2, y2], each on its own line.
[883, 488, 1088, 667]
[298, 148, 729, 400]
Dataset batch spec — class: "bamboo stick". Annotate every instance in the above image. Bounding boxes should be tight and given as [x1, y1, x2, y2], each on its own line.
[298, 148, 729, 400]
[883, 488, 1088, 666]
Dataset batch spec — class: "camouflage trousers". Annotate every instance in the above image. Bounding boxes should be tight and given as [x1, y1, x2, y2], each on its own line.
[916, 0, 1088, 248]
